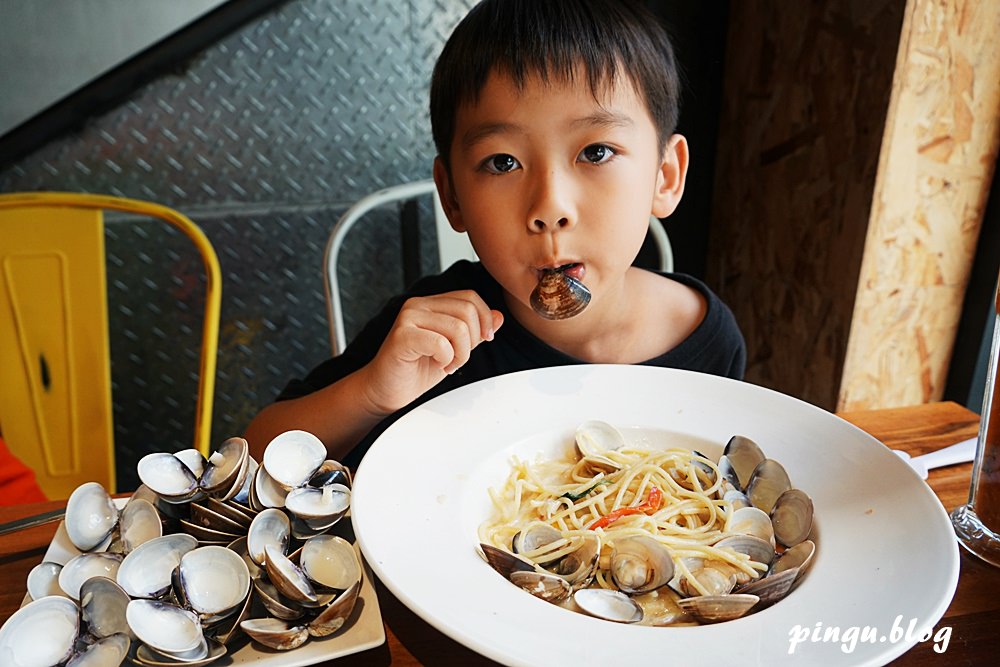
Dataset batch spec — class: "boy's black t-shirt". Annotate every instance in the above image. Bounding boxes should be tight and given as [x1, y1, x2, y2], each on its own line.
[277, 260, 746, 467]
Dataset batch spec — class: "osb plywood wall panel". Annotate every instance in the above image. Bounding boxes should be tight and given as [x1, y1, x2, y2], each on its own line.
[708, 1, 905, 411]
[839, 0, 1000, 410]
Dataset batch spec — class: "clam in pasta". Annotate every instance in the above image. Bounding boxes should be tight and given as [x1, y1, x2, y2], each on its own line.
[478, 421, 815, 625]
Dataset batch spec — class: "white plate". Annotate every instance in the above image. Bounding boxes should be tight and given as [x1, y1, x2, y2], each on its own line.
[352, 365, 959, 666]
[30, 500, 385, 666]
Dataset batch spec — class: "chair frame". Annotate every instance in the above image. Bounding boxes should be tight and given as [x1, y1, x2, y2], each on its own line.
[0, 192, 221, 463]
[324, 179, 673, 356]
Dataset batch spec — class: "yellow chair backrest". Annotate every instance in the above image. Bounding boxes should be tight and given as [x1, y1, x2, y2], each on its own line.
[0, 192, 221, 499]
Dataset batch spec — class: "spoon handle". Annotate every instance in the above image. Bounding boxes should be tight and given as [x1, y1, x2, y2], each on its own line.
[912, 437, 977, 470]
[0, 508, 65, 536]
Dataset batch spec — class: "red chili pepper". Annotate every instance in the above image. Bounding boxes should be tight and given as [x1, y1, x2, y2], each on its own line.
[588, 486, 663, 530]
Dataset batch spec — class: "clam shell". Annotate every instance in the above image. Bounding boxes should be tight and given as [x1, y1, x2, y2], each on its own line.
[58, 552, 123, 600]
[573, 588, 643, 623]
[119, 498, 162, 553]
[746, 459, 792, 514]
[529, 269, 591, 319]
[200, 437, 249, 496]
[299, 535, 362, 591]
[252, 465, 289, 510]
[66, 632, 130, 667]
[137, 453, 199, 500]
[134, 639, 225, 667]
[728, 505, 775, 545]
[246, 508, 290, 566]
[0, 596, 80, 666]
[26, 561, 65, 600]
[307, 580, 362, 637]
[239, 618, 309, 651]
[677, 593, 759, 623]
[117, 533, 198, 599]
[509, 570, 571, 602]
[65, 482, 119, 552]
[770, 488, 814, 547]
[264, 544, 318, 604]
[80, 576, 131, 638]
[284, 483, 350, 522]
[721, 435, 766, 490]
[262, 430, 326, 489]
[178, 546, 251, 618]
[126, 599, 204, 655]
[308, 460, 352, 489]
[609, 535, 675, 594]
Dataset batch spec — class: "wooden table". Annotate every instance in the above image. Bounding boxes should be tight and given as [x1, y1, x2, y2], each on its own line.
[1, 401, 997, 665]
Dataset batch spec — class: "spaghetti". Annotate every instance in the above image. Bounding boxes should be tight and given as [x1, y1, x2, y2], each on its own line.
[479, 431, 769, 603]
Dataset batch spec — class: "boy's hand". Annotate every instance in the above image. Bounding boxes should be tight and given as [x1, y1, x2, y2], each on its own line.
[361, 290, 504, 415]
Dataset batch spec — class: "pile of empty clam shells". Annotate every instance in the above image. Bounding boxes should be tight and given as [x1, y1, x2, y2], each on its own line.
[482, 425, 816, 626]
[0, 430, 362, 667]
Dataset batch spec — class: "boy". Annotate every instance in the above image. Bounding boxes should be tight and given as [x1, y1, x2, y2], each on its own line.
[245, 0, 745, 466]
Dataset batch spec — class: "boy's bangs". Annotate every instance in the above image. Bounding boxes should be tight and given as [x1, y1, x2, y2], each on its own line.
[431, 0, 679, 163]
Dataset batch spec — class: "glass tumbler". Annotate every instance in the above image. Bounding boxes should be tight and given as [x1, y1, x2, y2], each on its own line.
[952, 276, 1000, 567]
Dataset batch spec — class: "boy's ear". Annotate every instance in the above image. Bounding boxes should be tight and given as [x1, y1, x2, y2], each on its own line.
[433, 157, 466, 232]
[651, 134, 689, 219]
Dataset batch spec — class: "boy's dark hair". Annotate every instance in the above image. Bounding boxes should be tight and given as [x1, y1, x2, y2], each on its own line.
[430, 0, 681, 169]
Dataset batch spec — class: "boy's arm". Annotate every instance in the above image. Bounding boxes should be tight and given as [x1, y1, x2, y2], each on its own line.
[244, 365, 385, 463]
[244, 289, 503, 463]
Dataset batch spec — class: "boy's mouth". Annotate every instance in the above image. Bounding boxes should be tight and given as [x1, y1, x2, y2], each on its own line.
[537, 262, 585, 282]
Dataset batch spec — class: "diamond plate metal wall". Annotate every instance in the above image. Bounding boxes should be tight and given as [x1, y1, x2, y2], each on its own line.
[0, 0, 477, 490]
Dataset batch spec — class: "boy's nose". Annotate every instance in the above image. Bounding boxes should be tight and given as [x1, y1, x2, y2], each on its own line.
[526, 171, 576, 233]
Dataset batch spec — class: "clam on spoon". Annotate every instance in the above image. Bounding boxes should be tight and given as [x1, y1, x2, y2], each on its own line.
[529, 267, 591, 319]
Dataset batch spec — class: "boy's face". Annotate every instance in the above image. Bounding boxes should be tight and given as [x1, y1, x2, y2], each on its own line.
[434, 67, 686, 322]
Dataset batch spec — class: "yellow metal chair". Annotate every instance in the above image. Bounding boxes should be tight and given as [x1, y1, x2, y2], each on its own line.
[0, 192, 221, 498]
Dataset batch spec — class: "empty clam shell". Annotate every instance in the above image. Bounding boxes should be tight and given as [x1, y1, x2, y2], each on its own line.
[126, 599, 204, 655]
[117, 533, 198, 599]
[200, 437, 250, 496]
[247, 508, 291, 566]
[263, 430, 326, 489]
[137, 453, 200, 500]
[284, 483, 350, 522]
[239, 618, 309, 651]
[57, 552, 123, 600]
[65, 481, 119, 552]
[80, 576, 131, 639]
[509, 570, 572, 602]
[119, 498, 163, 554]
[307, 580, 362, 637]
[252, 464, 290, 510]
[66, 632, 130, 667]
[178, 546, 251, 618]
[721, 436, 766, 491]
[26, 561, 64, 600]
[573, 588, 643, 623]
[134, 638, 225, 667]
[299, 535, 362, 591]
[264, 544, 318, 604]
[0, 596, 80, 666]
[529, 269, 590, 319]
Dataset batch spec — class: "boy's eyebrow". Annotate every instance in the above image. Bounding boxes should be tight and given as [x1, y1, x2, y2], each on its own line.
[460, 122, 522, 150]
[572, 109, 635, 130]
[461, 110, 636, 149]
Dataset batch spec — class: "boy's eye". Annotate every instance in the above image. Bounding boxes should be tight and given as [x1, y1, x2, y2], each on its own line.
[579, 144, 615, 164]
[483, 154, 520, 174]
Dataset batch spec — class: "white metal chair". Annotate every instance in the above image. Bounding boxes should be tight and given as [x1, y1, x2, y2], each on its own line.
[323, 179, 673, 355]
